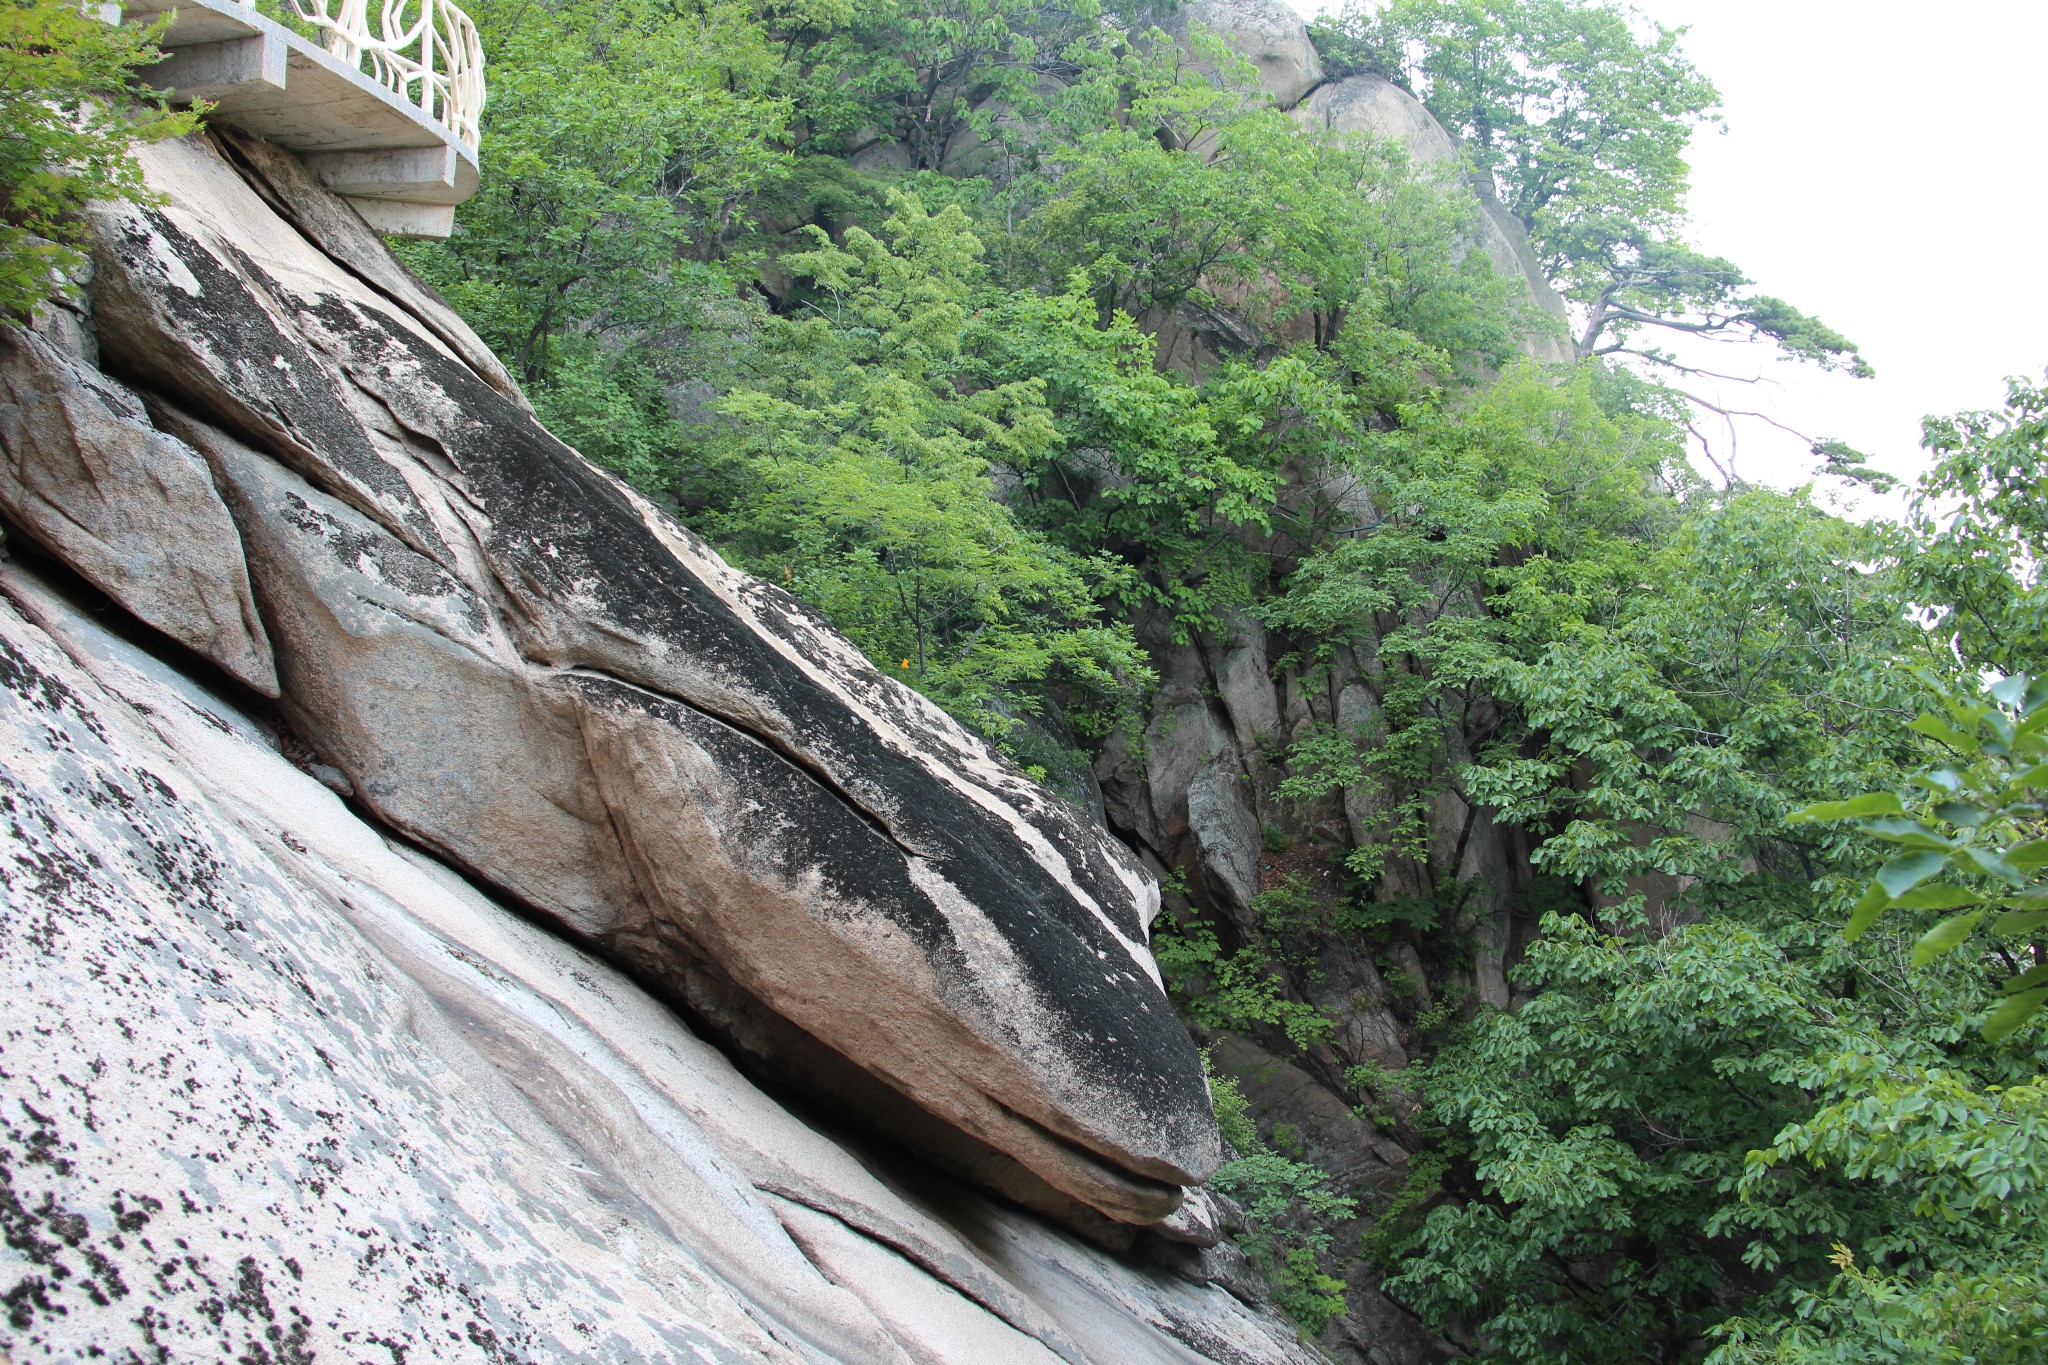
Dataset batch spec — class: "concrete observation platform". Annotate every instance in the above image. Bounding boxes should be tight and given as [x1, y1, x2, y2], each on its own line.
[123, 0, 481, 238]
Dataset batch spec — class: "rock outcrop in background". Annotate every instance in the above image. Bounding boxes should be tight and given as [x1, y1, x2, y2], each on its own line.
[1181, 0, 1569, 347]
[920, 0, 1566, 1263]
[836, 10, 1575, 1355]
[0, 121, 1331, 1360]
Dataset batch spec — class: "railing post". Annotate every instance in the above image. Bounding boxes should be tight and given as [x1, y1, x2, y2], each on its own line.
[289, 0, 482, 149]
[419, 0, 434, 117]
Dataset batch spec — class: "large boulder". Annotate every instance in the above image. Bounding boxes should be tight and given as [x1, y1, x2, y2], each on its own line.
[69, 129, 1220, 1231]
[1158, 0, 1326, 111]
[1296, 73, 1574, 363]
[0, 328, 275, 694]
[0, 561, 1322, 1363]
[1295, 71, 1459, 163]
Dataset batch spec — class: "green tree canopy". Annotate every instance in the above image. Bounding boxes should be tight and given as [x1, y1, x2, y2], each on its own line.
[398, 0, 790, 473]
[0, 0, 197, 320]
[683, 194, 1154, 750]
[1311, 0, 1870, 385]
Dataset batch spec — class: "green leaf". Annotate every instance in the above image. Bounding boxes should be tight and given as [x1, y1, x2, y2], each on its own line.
[1912, 910, 1984, 966]
[1786, 792, 1901, 823]
[1931, 800, 1987, 828]
[1989, 672, 2032, 708]
[1982, 986, 2048, 1042]
[2006, 839, 2048, 873]
[2017, 763, 2048, 790]
[1875, 850, 1947, 899]
[1991, 907, 2048, 937]
[1860, 817, 1953, 849]
[2017, 724, 2048, 757]
[1961, 845, 2027, 888]
[1910, 714, 1978, 753]
[1889, 884, 1981, 911]
[1843, 880, 1892, 939]
[1999, 963, 2048, 996]
[1914, 766, 1966, 795]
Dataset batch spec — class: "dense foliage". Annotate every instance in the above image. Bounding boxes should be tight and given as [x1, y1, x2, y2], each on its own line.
[387, 0, 2046, 1352]
[1392, 383, 2048, 1362]
[0, 0, 196, 320]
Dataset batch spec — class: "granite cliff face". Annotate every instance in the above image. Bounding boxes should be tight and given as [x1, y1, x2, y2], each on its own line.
[0, 123, 1335, 1360]
[93, 127, 1220, 1234]
[863, 0, 1570, 382]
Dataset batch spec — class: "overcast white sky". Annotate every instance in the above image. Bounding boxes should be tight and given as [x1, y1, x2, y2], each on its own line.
[1286, 0, 2048, 512]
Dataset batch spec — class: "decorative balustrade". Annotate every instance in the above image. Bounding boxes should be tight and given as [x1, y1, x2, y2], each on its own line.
[286, 0, 484, 148]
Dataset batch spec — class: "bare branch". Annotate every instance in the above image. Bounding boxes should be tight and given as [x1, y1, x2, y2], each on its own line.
[1683, 416, 1740, 488]
[1617, 348, 1779, 388]
[1667, 387, 1814, 445]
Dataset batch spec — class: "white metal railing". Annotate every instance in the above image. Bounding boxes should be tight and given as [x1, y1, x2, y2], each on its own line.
[287, 0, 485, 149]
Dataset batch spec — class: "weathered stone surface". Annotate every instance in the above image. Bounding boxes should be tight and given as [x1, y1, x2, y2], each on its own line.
[1145, 692, 1232, 842]
[77, 130, 1219, 1227]
[1202, 1032, 1409, 1200]
[1295, 71, 1460, 163]
[1302, 936, 1410, 1073]
[213, 128, 527, 407]
[877, 1162, 1325, 1365]
[1151, 1184, 1227, 1248]
[0, 328, 275, 693]
[769, 1195, 1068, 1364]
[938, 75, 1070, 183]
[1187, 761, 1262, 925]
[178, 412, 649, 936]
[1337, 679, 1387, 849]
[0, 572, 892, 1363]
[850, 139, 916, 173]
[1128, 641, 1269, 933]
[1205, 610, 1282, 759]
[1159, 0, 1326, 110]
[1146, 1235, 1272, 1315]
[1321, 1267, 1461, 1365]
[0, 564, 1318, 1362]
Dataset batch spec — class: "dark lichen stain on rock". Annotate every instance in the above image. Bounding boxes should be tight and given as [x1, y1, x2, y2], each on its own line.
[293, 294, 1208, 1166]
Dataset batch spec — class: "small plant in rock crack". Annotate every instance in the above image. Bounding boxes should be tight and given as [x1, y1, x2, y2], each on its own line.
[1343, 1059, 1408, 1128]
[1203, 1063, 1358, 1337]
[1213, 1152, 1356, 1335]
[1153, 917, 1336, 1051]
[1410, 981, 1470, 1039]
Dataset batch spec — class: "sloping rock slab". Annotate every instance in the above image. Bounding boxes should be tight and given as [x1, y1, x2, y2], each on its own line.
[76, 131, 1217, 1224]
[0, 564, 1310, 1363]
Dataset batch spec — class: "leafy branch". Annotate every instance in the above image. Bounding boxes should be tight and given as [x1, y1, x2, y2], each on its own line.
[1792, 673, 2048, 1040]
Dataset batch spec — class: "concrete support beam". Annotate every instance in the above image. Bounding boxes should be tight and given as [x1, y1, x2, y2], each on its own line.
[120, 0, 480, 228]
[304, 146, 466, 204]
[144, 32, 287, 103]
[346, 200, 456, 239]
